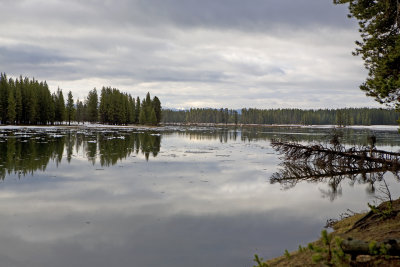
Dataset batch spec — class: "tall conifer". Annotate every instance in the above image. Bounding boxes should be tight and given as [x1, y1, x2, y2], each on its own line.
[66, 91, 75, 126]
[86, 88, 98, 123]
[7, 90, 16, 124]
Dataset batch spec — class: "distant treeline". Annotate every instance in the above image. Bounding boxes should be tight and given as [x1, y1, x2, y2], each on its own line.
[162, 108, 399, 125]
[0, 73, 161, 125]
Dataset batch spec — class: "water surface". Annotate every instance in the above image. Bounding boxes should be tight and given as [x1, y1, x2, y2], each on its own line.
[0, 125, 399, 267]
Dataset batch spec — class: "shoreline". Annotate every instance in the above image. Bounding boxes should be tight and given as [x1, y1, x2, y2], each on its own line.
[264, 198, 400, 266]
[0, 123, 398, 131]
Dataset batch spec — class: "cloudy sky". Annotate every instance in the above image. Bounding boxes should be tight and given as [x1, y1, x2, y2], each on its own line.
[0, 0, 382, 109]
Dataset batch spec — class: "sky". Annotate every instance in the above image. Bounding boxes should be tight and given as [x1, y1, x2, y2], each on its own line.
[0, 0, 384, 109]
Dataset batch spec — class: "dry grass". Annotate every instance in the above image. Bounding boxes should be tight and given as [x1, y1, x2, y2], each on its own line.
[264, 198, 400, 267]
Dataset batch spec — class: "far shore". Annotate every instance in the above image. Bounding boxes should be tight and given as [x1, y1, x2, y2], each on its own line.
[0, 122, 398, 131]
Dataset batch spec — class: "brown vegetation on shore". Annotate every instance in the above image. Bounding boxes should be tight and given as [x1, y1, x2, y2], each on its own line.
[264, 198, 400, 266]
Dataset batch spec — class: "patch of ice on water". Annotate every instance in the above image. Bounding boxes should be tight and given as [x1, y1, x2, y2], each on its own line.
[185, 150, 213, 154]
[50, 134, 64, 138]
[296, 124, 399, 131]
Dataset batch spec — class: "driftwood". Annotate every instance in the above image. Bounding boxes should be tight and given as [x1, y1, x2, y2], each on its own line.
[341, 238, 400, 258]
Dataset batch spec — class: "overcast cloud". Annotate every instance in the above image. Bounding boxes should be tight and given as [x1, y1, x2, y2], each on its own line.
[0, 0, 382, 109]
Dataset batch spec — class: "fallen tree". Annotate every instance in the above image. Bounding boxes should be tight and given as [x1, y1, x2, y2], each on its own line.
[271, 139, 400, 171]
[270, 133, 400, 200]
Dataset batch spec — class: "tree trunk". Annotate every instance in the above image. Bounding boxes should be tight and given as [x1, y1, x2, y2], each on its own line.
[341, 238, 400, 259]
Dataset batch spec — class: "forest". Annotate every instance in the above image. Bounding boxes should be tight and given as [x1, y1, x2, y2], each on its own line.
[0, 73, 162, 126]
[1, 73, 398, 127]
[162, 107, 399, 126]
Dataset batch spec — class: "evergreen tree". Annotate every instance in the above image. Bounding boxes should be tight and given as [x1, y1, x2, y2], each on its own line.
[75, 99, 84, 124]
[7, 89, 16, 124]
[86, 88, 98, 123]
[66, 91, 75, 126]
[153, 96, 162, 124]
[139, 108, 146, 125]
[135, 97, 141, 123]
[36, 81, 53, 125]
[113, 90, 124, 124]
[0, 73, 9, 123]
[334, 0, 400, 106]
[129, 95, 135, 124]
[145, 92, 151, 106]
[336, 110, 344, 127]
[123, 94, 130, 125]
[27, 86, 38, 124]
[54, 88, 65, 124]
[14, 80, 22, 124]
[48, 94, 55, 125]
[143, 92, 153, 124]
[234, 111, 238, 125]
[99, 87, 108, 124]
[149, 108, 157, 125]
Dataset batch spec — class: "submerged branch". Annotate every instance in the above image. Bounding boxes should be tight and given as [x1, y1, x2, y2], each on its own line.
[271, 139, 400, 170]
[270, 136, 400, 200]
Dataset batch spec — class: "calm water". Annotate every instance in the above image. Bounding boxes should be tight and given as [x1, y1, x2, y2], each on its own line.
[0, 125, 399, 267]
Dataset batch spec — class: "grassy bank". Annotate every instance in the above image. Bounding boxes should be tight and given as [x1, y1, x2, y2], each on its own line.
[260, 198, 400, 266]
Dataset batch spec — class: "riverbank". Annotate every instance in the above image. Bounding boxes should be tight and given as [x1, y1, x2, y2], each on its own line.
[264, 198, 400, 266]
[163, 122, 399, 131]
[0, 123, 162, 130]
[1, 123, 399, 132]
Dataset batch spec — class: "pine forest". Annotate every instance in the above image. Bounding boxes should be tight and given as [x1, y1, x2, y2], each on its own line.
[0, 73, 162, 126]
[1, 73, 399, 127]
[162, 107, 398, 126]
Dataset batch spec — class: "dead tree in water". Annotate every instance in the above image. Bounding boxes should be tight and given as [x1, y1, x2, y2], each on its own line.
[270, 135, 400, 200]
[271, 139, 400, 171]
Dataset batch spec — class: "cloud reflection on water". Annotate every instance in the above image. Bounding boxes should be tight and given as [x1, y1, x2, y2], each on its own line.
[0, 126, 399, 266]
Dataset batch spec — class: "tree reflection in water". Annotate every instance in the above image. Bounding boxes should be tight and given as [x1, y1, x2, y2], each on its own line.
[270, 136, 400, 201]
[0, 130, 161, 180]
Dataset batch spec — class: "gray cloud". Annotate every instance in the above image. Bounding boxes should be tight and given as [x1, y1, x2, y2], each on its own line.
[97, 0, 354, 31]
[0, 0, 380, 109]
[1, 0, 352, 29]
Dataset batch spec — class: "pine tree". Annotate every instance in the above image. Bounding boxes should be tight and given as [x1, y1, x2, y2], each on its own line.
[99, 87, 104, 123]
[234, 111, 238, 125]
[66, 91, 75, 126]
[86, 88, 98, 123]
[135, 97, 140, 123]
[129, 95, 135, 124]
[152, 96, 162, 124]
[143, 92, 152, 124]
[149, 108, 157, 125]
[0, 73, 9, 123]
[7, 89, 16, 124]
[139, 108, 146, 125]
[54, 88, 65, 124]
[75, 99, 84, 124]
[28, 87, 38, 124]
[48, 94, 55, 125]
[14, 80, 22, 124]
[145, 92, 151, 106]
[334, 0, 400, 106]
